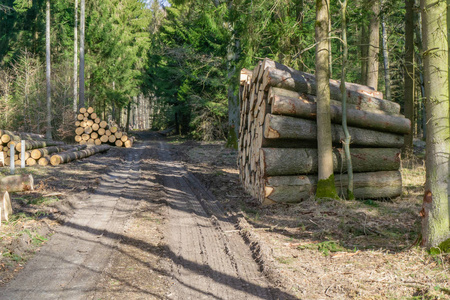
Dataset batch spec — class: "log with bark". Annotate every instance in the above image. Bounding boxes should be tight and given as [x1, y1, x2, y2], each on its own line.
[0, 174, 34, 192]
[50, 144, 111, 166]
[260, 147, 401, 176]
[31, 144, 87, 160]
[262, 171, 402, 204]
[264, 114, 404, 148]
[1, 191, 12, 222]
[270, 90, 411, 134]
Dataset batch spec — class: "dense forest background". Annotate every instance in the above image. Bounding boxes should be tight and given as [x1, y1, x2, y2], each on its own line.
[0, 0, 419, 142]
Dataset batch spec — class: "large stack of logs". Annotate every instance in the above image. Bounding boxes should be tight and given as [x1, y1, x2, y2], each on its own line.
[75, 107, 134, 148]
[238, 59, 411, 205]
[0, 130, 64, 166]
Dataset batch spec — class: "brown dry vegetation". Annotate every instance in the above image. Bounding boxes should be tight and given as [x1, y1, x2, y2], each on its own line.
[168, 137, 450, 299]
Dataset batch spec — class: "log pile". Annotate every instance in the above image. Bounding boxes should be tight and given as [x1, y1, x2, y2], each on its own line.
[74, 107, 134, 148]
[0, 130, 64, 167]
[238, 59, 410, 205]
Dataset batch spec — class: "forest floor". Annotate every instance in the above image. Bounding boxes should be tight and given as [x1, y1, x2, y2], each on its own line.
[0, 131, 449, 299]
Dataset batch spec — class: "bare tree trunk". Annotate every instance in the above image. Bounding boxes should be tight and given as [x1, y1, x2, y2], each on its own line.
[315, 0, 338, 199]
[79, 0, 85, 109]
[367, 0, 380, 90]
[404, 0, 415, 153]
[73, 0, 78, 114]
[381, 5, 391, 100]
[420, 0, 450, 248]
[226, 27, 240, 149]
[46, 0, 52, 140]
[339, 0, 354, 199]
[360, 13, 368, 85]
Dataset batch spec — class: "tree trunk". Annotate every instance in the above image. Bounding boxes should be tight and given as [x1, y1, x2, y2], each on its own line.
[403, 0, 415, 153]
[381, 5, 391, 100]
[366, 0, 380, 90]
[270, 91, 410, 134]
[260, 147, 400, 176]
[263, 171, 402, 204]
[0, 174, 34, 192]
[50, 145, 110, 166]
[261, 67, 399, 114]
[79, 0, 85, 109]
[264, 114, 405, 148]
[46, 0, 52, 140]
[315, 0, 338, 198]
[73, 0, 78, 114]
[420, 0, 450, 248]
[340, 0, 354, 199]
[1, 191, 12, 222]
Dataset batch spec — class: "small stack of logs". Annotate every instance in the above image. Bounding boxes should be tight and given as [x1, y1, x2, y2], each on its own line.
[75, 107, 134, 148]
[238, 58, 411, 205]
[0, 130, 64, 166]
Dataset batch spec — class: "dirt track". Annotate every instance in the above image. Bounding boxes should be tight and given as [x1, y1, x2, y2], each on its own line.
[1, 133, 293, 299]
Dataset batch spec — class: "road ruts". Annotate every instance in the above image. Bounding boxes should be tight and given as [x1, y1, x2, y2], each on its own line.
[1, 146, 144, 299]
[157, 141, 292, 300]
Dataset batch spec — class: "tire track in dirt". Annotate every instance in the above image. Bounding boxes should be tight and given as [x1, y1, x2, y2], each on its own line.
[157, 142, 293, 300]
[1, 145, 144, 299]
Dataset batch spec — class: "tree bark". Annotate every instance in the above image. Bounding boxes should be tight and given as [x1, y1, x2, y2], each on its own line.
[262, 67, 399, 114]
[50, 144, 110, 166]
[1, 191, 12, 222]
[264, 114, 405, 148]
[0, 174, 34, 192]
[263, 171, 402, 204]
[366, 0, 380, 90]
[403, 0, 415, 153]
[46, 0, 52, 140]
[260, 147, 400, 176]
[315, 0, 338, 198]
[270, 92, 410, 134]
[79, 0, 85, 109]
[73, 0, 78, 114]
[381, 5, 391, 100]
[420, 0, 450, 248]
[31, 144, 87, 160]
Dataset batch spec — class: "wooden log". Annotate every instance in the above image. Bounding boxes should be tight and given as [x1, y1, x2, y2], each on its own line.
[110, 126, 118, 134]
[108, 135, 117, 143]
[114, 131, 123, 139]
[90, 112, 97, 119]
[120, 135, 128, 142]
[87, 139, 95, 145]
[98, 128, 106, 136]
[263, 171, 402, 204]
[91, 132, 98, 140]
[100, 135, 109, 143]
[50, 144, 111, 166]
[31, 144, 87, 160]
[124, 137, 134, 148]
[94, 117, 101, 124]
[86, 120, 94, 127]
[38, 157, 50, 166]
[261, 63, 400, 115]
[75, 127, 84, 135]
[271, 91, 411, 134]
[80, 140, 87, 145]
[94, 139, 102, 145]
[75, 135, 82, 143]
[87, 107, 94, 114]
[264, 114, 404, 148]
[1, 191, 12, 222]
[260, 148, 401, 176]
[83, 112, 89, 117]
[15, 140, 63, 152]
[115, 140, 123, 147]
[99, 121, 108, 128]
[77, 113, 84, 121]
[0, 174, 34, 192]
[75, 121, 81, 127]
[105, 130, 111, 136]
[26, 158, 37, 166]
[79, 107, 87, 114]
[84, 126, 93, 134]
[82, 134, 90, 141]
[92, 123, 100, 131]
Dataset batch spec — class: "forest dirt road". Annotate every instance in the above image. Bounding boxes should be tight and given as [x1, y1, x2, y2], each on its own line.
[1, 132, 292, 299]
